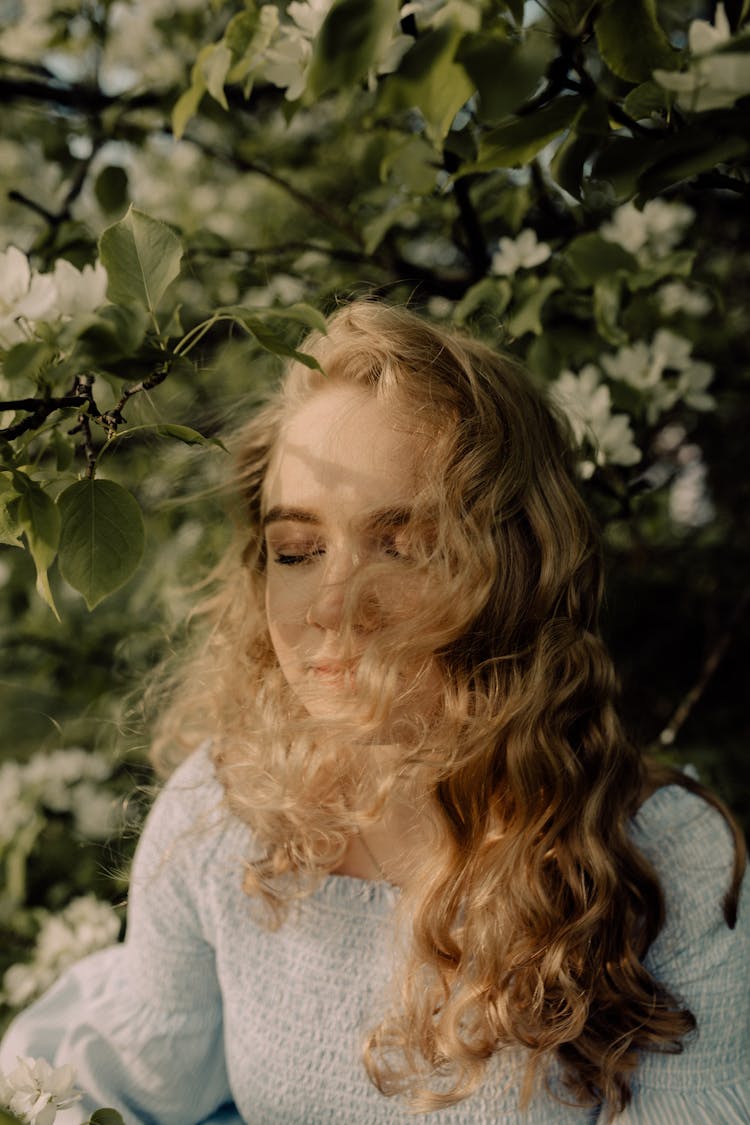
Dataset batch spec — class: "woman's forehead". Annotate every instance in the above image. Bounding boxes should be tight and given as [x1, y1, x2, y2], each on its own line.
[264, 384, 424, 511]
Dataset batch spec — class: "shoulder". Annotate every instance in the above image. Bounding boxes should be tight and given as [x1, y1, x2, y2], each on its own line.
[630, 782, 747, 975]
[631, 782, 736, 876]
[133, 742, 249, 886]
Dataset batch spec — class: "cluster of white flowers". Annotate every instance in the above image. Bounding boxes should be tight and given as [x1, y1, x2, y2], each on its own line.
[550, 364, 641, 478]
[2, 894, 121, 1010]
[600, 199, 695, 260]
[0, 748, 118, 850]
[0, 0, 61, 63]
[255, 0, 332, 101]
[658, 281, 712, 319]
[0, 1055, 80, 1125]
[0, 247, 108, 350]
[491, 229, 551, 277]
[654, 3, 750, 113]
[600, 328, 714, 424]
[245, 0, 424, 101]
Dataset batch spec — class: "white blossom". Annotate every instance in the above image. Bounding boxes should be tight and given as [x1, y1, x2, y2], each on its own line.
[0, 761, 38, 849]
[654, 4, 750, 112]
[0, 0, 56, 62]
[23, 748, 112, 814]
[491, 229, 551, 277]
[254, 0, 331, 100]
[49, 259, 108, 318]
[600, 199, 695, 259]
[0, 1056, 80, 1125]
[0, 249, 108, 348]
[600, 329, 715, 423]
[670, 444, 715, 527]
[688, 1, 732, 54]
[69, 782, 119, 839]
[658, 281, 712, 318]
[0, 247, 58, 347]
[550, 364, 641, 475]
[2, 896, 121, 1009]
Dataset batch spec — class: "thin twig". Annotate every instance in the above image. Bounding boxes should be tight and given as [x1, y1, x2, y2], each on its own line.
[108, 362, 171, 422]
[659, 587, 750, 746]
[187, 137, 364, 250]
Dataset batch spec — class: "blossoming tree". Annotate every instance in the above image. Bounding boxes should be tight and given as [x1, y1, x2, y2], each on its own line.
[1, 0, 749, 1041]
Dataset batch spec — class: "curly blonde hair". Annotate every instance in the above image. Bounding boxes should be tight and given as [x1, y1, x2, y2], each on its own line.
[152, 299, 744, 1118]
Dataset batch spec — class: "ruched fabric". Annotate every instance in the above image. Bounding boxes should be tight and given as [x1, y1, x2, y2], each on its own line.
[1, 746, 748, 1124]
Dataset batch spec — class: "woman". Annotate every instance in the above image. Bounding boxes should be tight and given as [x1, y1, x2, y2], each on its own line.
[2, 300, 748, 1124]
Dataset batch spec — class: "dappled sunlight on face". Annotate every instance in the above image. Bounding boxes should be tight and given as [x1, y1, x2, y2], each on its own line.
[262, 383, 437, 727]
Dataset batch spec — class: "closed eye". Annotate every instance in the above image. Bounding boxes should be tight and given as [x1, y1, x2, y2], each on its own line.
[273, 547, 325, 566]
[374, 530, 410, 560]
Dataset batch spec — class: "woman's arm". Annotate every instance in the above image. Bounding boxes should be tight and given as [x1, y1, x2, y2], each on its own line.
[0, 746, 239, 1125]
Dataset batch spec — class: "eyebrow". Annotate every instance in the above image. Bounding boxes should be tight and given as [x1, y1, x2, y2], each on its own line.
[262, 505, 412, 530]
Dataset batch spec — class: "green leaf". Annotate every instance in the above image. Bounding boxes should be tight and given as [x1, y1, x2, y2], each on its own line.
[623, 80, 672, 120]
[638, 134, 749, 197]
[260, 303, 329, 334]
[454, 277, 513, 324]
[594, 0, 679, 83]
[94, 165, 129, 213]
[499, 0, 524, 25]
[226, 6, 279, 91]
[214, 307, 323, 367]
[507, 276, 562, 338]
[99, 206, 183, 317]
[89, 1111, 127, 1125]
[462, 96, 584, 173]
[2, 340, 56, 382]
[456, 30, 553, 123]
[379, 24, 474, 144]
[199, 41, 233, 109]
[57, 479, 145, 609]
[0, 499, 22, 546]
[0, 1110, 26, 1125]
[594, 275, 628, 345]
[625, 249, 695, 290]
[542, 0, 598, 36]
[306, 0, 400, 100]
[549, 92, 610, 199]
[591, 135, 662, 201]
[565, 233, 639, 285]
[51, 428, 75, 471]
[380, 135, 439, 194]
[155, 424, 228, 451]
[172, 78, 206, 141]
[363, 201, 418, 255]
[12, 472, 61, 617]
[76, 304, 149, 365]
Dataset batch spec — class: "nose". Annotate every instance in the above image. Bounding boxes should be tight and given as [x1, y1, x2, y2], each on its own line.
[305, 554, 359, 633]
[306, 576, 346, 632]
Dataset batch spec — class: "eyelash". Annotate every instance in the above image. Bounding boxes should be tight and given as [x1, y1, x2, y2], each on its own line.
[270, 536, 408, 567]
[273, 548, 323, 566]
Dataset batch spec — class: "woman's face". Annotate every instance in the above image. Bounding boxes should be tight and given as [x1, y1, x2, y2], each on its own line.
[263, 382, 429, 722]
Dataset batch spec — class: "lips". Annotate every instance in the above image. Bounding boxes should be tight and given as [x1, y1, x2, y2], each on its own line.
[310, 660, 351, 676]
[308, 658, 357, 687]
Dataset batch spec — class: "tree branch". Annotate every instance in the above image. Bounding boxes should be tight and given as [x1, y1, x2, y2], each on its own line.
[186, 138, 364, 250]
[0, 395, 88, 440]
[659, 587, 750, 746]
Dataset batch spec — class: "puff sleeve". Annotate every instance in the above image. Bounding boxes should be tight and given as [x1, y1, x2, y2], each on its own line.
[0, 747, 241, 1125]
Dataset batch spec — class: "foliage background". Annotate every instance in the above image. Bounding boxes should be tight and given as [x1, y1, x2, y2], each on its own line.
[0, 0, 749, 1053]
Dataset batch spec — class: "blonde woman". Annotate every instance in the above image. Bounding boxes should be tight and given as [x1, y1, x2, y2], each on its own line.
[2, 300, 748, 1124]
